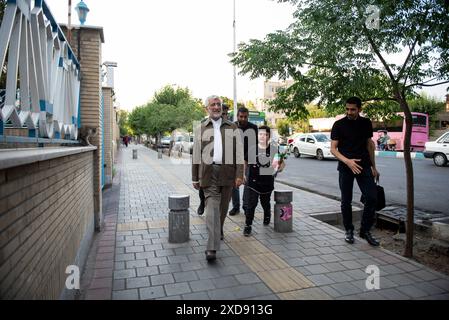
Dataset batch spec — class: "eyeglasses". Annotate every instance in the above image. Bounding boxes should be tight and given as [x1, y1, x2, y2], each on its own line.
[209, 102, 222, 107]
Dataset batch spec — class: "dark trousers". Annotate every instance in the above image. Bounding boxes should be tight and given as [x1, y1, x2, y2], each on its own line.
[245, 188, 272, 226]
[231, 186, 249, 212]
[339, 167, 377, 233]
[199, 188, 205, 208]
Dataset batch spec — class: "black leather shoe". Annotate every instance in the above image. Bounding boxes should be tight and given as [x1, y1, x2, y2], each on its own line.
[205, 250, 216, 262]
[197, 204, 204, 216]
[345, 230, 354, 244]
[229, 208, 240, 216]
[263, 216, 271, 226]
[360, 231, 380, 247]
[243, 225, 252, 237]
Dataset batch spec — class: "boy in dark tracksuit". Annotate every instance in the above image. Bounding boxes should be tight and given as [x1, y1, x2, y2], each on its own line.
[243, 126, 283, 236]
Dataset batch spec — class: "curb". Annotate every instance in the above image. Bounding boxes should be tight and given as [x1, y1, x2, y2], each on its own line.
[375, 151, 425, 159]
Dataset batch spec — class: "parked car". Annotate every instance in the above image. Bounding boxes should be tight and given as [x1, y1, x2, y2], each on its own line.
[290, 132, 334, 160]
[424, 132, 449, 167]
[181, 135, 194, 154]
[160, 136, 172, 148]
[287, 133, 304, 153]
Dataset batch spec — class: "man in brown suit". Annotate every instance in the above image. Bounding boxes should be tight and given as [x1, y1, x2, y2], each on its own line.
[192, 95, 244, 261]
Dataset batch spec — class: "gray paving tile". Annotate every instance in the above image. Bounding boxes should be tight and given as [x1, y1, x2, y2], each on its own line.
[168, 255, 190, 264]
[212, 276, 240, 289]
[235, 273, 262, 285]
[377, 288, 410, 300]
[126, 277, 151, 289]
[112, 289, 139, 300]
[158, 263, 182, 274]
[125, 245, 144, 253]
[181, 261, 204, 272]
[182, 292, 210, 300]
[189, 279, 216, 292]
[165, 282, 191, 296]
[331, 282, 363, 296]
[126, 259, 147, 269]
[307, 274, 335, 286]
[147, 256, 169, 266]
[413, 281, 447, 296]
[115, 253, 135, 262]
[114, 269, 136, 280]
[113, 279, 125, 291]
[396, 285, 430, 298]
[304, 264, 329, 275]
[430, 278, 449, 291]
[151, 274, 175, 286]
[326, 271, 354, 283]
[174, 271, 199, 282]
[303, 256, 325, 265]
[232, 283, 273, 299]
[207, 288, 237, 300]
[136, 266, 159, 277]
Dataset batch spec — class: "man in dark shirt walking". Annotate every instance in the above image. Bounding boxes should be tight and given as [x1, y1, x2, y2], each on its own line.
[228, 107, 258, 216]
[330, 97, 380, 246]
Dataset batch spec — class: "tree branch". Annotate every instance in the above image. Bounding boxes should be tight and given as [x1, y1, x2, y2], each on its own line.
[405, 80, 449, 88]
[363, 97, 398, 102]
[362, 25, 396, 83]
[397, 38, 419, 82]
[397, 7, 429, 82]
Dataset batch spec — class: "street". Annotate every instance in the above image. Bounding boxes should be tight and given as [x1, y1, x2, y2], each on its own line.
[278, 155, 449, 214]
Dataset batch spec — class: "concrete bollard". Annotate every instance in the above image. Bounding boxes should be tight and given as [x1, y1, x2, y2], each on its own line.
[168, 195, 190, 243]
[133, 149, 138, 159]
[158, 147, 163, 159]
[274, 190, 293, 233]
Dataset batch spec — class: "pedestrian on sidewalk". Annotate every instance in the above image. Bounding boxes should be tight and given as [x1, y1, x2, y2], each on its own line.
[192, 95, 244, 262]
[330, 96, 381, 246]
[243, 126, 284, 236]
[228, 107, 258, 217]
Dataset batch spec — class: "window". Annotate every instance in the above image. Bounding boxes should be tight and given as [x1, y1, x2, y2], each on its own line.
[412, 115, 427, 127]
[299, 136, 306, 142]
[313, 134, 331, 142]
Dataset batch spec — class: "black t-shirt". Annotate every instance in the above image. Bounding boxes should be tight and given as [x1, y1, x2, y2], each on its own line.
[331, 116, 373, 171]
[246, 144, 278, 193]
[235, 121, 258, 162]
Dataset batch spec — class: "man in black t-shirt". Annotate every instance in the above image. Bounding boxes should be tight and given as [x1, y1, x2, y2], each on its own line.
[330, 97, 380, 247]
[228, 107, 258, 217]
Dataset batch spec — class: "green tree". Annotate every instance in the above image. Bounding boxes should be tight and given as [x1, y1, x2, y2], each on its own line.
[129, 85, 205, 142]
[117, 110, 130, 136]
[232, 0, 449, 257]
[276, 118, 290, 136]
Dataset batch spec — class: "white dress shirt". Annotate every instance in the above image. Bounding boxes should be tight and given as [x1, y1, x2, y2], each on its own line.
[212, 118, 223, 164]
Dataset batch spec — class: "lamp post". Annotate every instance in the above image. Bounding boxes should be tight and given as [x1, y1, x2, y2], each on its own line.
[233, 0, 237, 122]
[75, 0, 90, 25]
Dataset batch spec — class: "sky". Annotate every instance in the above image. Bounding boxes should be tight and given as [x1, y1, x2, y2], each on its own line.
[44, 0, 448, 112]
[45, 0, 296, 111]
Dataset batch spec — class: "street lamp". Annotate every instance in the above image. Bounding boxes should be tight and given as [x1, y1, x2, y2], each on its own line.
[75, 0, 90, 25]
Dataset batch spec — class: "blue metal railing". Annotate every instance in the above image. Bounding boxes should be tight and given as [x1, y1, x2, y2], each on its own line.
[0, 0, 81, 145]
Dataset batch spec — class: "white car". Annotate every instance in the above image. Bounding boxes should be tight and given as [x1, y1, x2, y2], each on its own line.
[424, 132, 449, 167]
[290, 133, 334, 160]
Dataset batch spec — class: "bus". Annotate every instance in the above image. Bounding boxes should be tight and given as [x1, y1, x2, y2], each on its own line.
[372, 112, 429, 152]
[228, 111, 266, 126]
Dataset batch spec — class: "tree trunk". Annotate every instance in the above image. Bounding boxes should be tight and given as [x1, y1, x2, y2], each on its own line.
[396, 92, 415, 258]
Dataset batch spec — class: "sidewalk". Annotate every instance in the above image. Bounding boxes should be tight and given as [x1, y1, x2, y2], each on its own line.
[80, 145, 449, 300]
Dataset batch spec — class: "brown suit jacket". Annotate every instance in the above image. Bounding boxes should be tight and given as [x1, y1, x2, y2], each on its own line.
[192, 117, 244, 187]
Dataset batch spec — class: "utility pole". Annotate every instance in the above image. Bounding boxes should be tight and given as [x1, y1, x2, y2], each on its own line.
[233, 0, 237, 121]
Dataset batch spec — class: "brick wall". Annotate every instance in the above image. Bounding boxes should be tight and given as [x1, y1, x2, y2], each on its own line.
[62, 25, 104, 230]
[0, 150, 96, 299]
[102, 87, 113, 187]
